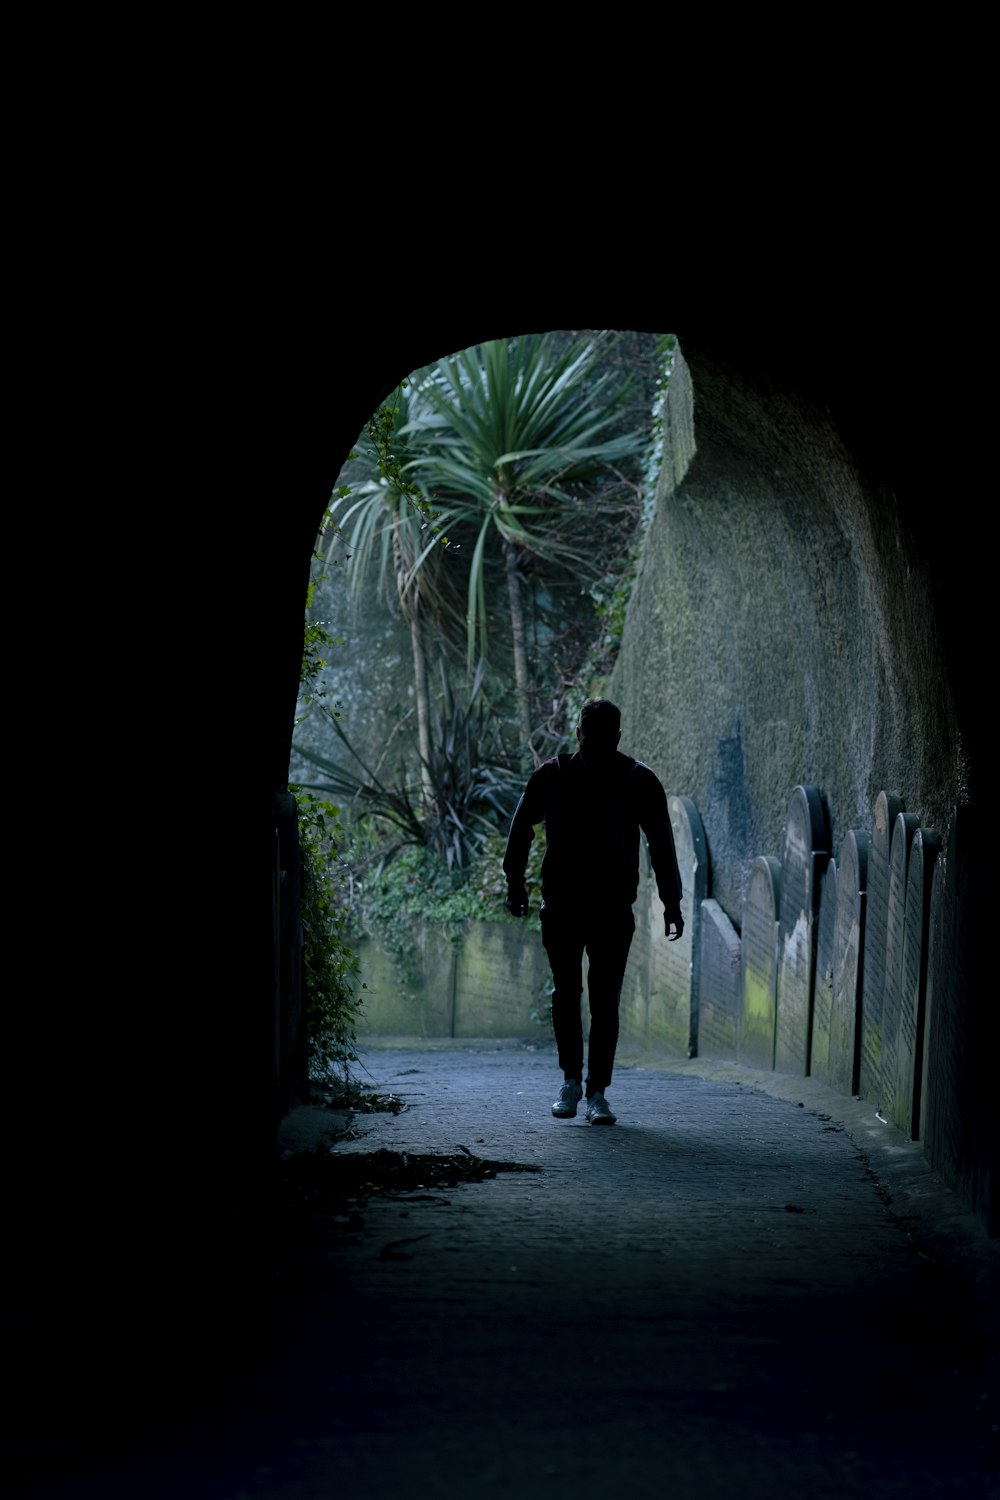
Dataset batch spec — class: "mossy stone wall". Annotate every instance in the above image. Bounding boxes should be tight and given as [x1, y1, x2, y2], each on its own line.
[608, 345, 962, 926]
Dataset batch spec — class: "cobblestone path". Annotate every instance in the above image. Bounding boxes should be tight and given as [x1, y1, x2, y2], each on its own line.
[17, 1041, 1000, 1499]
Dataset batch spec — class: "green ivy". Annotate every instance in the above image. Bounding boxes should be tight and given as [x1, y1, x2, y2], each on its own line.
[350, 826, 545, 996]
[294, 790, 367, 1084]
[566, 333, 677, 720]
[293, 337, 673, 1044]
[294, 519, 366, 1087]
[363, 392, 457, 550]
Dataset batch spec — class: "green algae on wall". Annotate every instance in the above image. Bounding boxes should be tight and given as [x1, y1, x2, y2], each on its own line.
[355, 919, 550, 1040]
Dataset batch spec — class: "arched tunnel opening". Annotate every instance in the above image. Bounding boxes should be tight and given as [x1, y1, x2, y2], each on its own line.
[6, 298, 992, 1499]
[281, 320, 985, 1203]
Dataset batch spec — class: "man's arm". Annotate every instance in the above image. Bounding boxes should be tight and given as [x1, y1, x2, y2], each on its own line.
[637, 767, 684, 941]
[502, 768, 549, 917]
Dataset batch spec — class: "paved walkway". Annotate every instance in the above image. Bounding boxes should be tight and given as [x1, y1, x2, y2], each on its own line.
[15, 1040, 1000, 1499]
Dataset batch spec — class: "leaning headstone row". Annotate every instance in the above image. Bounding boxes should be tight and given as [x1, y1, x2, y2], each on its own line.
[666, 785, 948, 1148]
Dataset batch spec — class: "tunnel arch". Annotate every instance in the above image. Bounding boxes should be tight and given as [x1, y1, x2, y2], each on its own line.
[283, 314, 969, 931]
[257, 298, 985, 1234]
[9, 228, 990, 1489]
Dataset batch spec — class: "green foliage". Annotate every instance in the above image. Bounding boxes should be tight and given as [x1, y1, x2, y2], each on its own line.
[324, 806, 545, 1004]
[295, 790, 367, 1084]
[400, 331, 646, 674]
[363, 394, 455, 548]
[293, 330, 675, 1032]
[419, 661, 523, 870]
[292, 660, 523, 873]
[462, 823, 545, 929]
[324, 386, 463, 616]
[300, 582, 335, 703]
[566, 333, 679, 720]
[353, 828, 544, 995]
[294, 581, 364, 1086]
[294, 711, 427, 850]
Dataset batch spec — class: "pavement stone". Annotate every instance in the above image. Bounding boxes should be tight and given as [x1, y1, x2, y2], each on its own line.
[13, 1039, 1000, 1499]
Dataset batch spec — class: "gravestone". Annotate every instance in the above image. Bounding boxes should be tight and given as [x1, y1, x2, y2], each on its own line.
[858, 791, 904, 1103]
[829, 830, 869, 1094]
[645, 795, 707, 1056]
[921, 844, 953, 1162]
[879, 810, 920, 1122]
[739, 855, 782, 1069]
[921, 808, 988, 1227]
[809, 858, 838, 1085]
[775, 786, 831, 1074]
[697, 899, 741, 1058]
[895, 826, 939, 1138]
[619, 840, 657, 1046]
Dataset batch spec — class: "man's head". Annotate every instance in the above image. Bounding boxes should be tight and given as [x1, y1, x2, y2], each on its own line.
[576, 697, 621, 763]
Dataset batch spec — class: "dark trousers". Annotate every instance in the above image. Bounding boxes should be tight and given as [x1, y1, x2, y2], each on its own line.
[540, 902, 635, 1093]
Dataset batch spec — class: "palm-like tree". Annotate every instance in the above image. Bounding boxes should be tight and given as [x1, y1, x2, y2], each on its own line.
[321, 385, 461, 809]
[293, 658, 522, 873]
[400, 332, 645, 765]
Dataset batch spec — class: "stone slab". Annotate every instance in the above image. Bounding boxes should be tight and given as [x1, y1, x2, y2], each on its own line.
[895, 827, 940, 1138]
[858, 791, 904, 1103]
[619, 837, 657, 1046]
[829, 830, 869, 1096]
[739, 855, 781, 1069]
[879, 811, 920, 1123]
[696, 899, 741, 1058]
[775, 785, 831, 1074]
[644, 795, 707, 1057]
[921, 808, 990, 1225]
[809, 858, 838, 1084]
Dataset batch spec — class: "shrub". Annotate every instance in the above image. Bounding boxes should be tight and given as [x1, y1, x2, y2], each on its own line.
[295, 791, 366, 1086]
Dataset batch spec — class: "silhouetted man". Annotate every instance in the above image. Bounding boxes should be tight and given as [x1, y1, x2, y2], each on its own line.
[503, 698, 684, 1125]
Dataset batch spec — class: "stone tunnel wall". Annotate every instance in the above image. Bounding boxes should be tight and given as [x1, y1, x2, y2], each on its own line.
[607, 345, 964, 926]
[354, 781, 988, 1233]
[351, 342, 988, 1231]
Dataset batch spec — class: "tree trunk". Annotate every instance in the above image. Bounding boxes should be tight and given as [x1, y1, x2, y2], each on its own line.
[394, 522, 434, 812]
[504, 538, 534, 768]
[409, 588, 434, 811]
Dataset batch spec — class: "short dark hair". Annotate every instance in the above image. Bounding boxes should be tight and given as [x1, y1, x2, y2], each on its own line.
[578, 698, 621, 737]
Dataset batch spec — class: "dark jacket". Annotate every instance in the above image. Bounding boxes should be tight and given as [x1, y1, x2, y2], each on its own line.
[503, 750, 683, 915]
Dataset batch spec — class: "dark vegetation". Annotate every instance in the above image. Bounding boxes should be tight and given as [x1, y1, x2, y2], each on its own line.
[272, 1138, 543, 1273]
[290, 331, 676, 1096]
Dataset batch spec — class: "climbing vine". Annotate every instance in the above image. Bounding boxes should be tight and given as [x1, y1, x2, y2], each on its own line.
[292, 523, 366, 1086]
[565, 332, 678, 722]
[296, 791, 366, 1082]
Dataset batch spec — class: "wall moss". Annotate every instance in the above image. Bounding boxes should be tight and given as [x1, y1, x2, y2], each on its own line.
[608, 344, 963, 926]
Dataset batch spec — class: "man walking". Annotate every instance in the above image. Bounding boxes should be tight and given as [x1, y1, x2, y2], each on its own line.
[503, 698, 684, 1125]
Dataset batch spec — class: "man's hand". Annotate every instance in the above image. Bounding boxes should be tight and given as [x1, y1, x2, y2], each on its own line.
[664, 910, 684, 941]
[505, 883, 529, 918]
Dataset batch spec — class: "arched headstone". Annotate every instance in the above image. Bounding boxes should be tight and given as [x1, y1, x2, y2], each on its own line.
[921, 808, 989, 1227]
[919, 850, 946, 1149]
[775, 786, 831, 1074]
[646, 795, 707, 1057]
[697, 899, 741, 1058]
[895, 826, 939, 1138]
[739, 855, 781, 1069]
[829, 830, 869, 1095]
[858, 791, 904, 1103]
[619, 838, 657, 1044]
[809, 858, 838, 1085]
[880, 810, 920, 1123]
